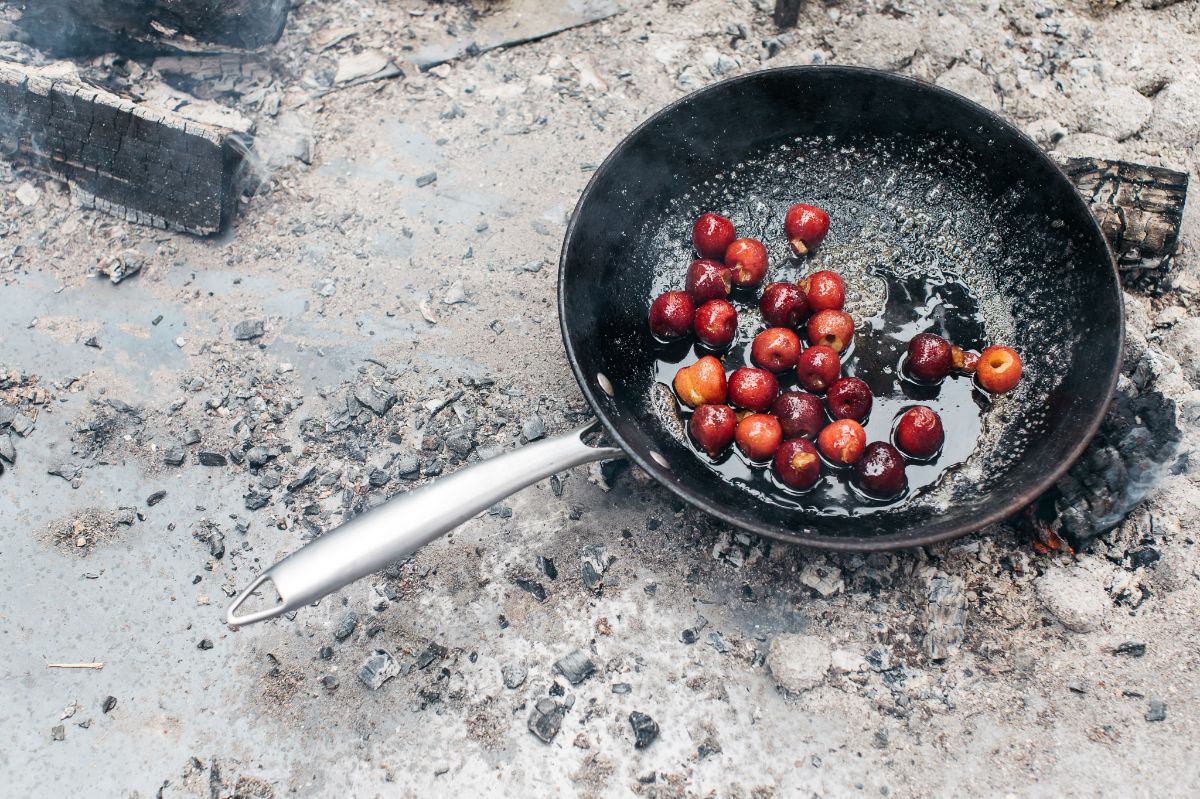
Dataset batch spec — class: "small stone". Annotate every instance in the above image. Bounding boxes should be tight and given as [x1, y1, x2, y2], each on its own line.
[1146, 698, 1167, 722]
[396, 456, 420, 479]
[767, 634, 832, 695]
[334, 611, 359, 641]
[244, 491, 270, 511]
[101, 696, 117, 713]
[554, 650, 596, 685]
[502, 663, 527, 689]
[527, 697, 565, 743]
[197, 451, 227, 467]
[522, 259, 544, 272]
[521, 415, 546, 441]
[233, 320, 265, 341]
[183, 429, 201, 445]
[146, 490, 166, 507]
[197, 638, 214, 650]
[321, 675, 339, 691]
[358, 649, 401, 689]
[416, 172, 437, 187]
[629, 711, 659, 749]
[164, 445, 185, 466]
[1036, 568, 1109, 633]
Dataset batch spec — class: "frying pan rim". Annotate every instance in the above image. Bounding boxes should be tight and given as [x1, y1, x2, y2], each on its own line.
[557, 64, 1124, 551]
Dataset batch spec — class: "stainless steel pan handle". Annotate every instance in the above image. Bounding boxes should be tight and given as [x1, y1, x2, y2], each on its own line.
[226, 422, 622, 626]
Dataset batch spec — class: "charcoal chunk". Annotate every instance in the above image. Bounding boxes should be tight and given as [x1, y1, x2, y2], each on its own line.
[515, 578, 546, 601]
[554, 650, 596, 685]
[0, 432, 15, 464]
[629, 711, 659, 749]
[580, 544, 614, 592]
[287, 466, 317, 492]
[527, 697, 565, 743]
[197, 451, 227, 466]
[146, 490, 166, 506]
[416, 642, 448, 669]
[1113, 642, 1147, 657]
[1146, 698, 1167, 722]
[358, 650, 401, 690]
[244, 491, 270, 510]
[334, 611, 359, 641]
[355, 383, 398, 416]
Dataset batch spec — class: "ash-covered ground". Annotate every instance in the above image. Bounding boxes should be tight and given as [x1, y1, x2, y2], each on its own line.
[2, 1, 1199, 796]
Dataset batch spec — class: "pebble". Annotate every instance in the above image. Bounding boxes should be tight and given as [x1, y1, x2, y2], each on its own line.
[528, 698, 565, 743]
[554, 650, 596, 685]
[767, 634, 832, 695]
[233, 320, 265, 341]
[629, 711, 659, 749]
[1146, 698, 1167, 722]
[358, 649, 401, 690]
[321, 675, 339, 691]
[1036, 568, 1109, 633]
[146, 490, 166, 506]
[416, 172, 438, 187]
[521, 414, 546, 442]
[334, 611, 359, 641]
[502, 663, 527, 689]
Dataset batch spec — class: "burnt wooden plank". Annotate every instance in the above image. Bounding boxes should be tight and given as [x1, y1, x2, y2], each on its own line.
[0, 62, 252, 234]
[1060, 156, 1188, 285]
[17, 0, 289, 56]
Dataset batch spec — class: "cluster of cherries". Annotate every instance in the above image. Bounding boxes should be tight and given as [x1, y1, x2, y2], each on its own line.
[649, 205, 1024, 500]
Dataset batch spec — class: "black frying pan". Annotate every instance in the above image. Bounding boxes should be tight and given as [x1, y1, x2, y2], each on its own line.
[228, 66, 1121, 625]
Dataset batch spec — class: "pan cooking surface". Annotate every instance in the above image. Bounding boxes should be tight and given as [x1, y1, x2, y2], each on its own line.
[644, 133, 1061, 516]
[560, 67, 1121, 548]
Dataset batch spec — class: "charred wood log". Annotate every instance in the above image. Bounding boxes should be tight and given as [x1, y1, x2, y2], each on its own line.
[1060, 157, 1188, 291]
[15, 0, 289, 56]
[774, 0, 803, 29]
[0, 61, 254, 234]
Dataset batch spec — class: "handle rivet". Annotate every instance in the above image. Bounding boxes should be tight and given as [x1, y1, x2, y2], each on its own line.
[650, 450, 669, 469]
[596, 372, 614, 397]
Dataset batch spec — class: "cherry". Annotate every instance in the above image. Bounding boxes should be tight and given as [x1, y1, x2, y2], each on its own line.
[951, 344, 980, 374]
[826, 377, 873, 422]
[727, 367, 779, 412]
[673, 356, 727, 408]
[906, 333, 951, 382]
[692, 213, 736, 260]
[855, 442, 907, 498]
[774, 438, 821, 490]
[725, 238, 769, 287]
[977, 346, 1023, 394]
[760, 282, 809, 327]
[735, 413, 783, 462]
[795, 345, 841, 393]
[894, 406, 944, 459]
[771, 391, 826, 440]
[799, 270, 845, 312]
[686, 258, 732, 302]
[690, 404, 737, 458]
[807, 309, 855, 353]
[750, 328, 802, 373]
[648, 290, 694, 340]
[817, 419, 866, 466]
[784, 203, 830, 255]
[693, 299, 738, 350]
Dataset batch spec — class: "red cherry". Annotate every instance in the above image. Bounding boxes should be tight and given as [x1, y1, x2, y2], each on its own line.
[771, 391, 826, 439]
[693, 299, 737, 350]
[807, 309, 855, 353]
[690, 404, 737, 458]
[799, 270, 845, 312]
[735, 413, 782, 461]
[685, 258, 732, 302]
[727, 367, 779, 412]
[951, 344, 980, 374]
[692, 213, 736, 260]
[649, 291, 695, 340]
[760, 282, 810, 328]
[784, 203, 830, 255]
[774, 438, 822, 490]
[817, 419, 866, 466]
[795, 345, 841, 393]
[894, 406, 944, 459]
[725, 238, 769, 287]
[750, 328, 802, 373]
[977, 346, 1023, 394]
[825, 377, 873, 422]
[906, 333, 952, 382]
[855, 442, 907, 498]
